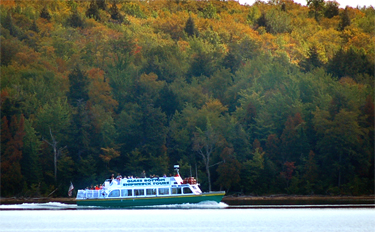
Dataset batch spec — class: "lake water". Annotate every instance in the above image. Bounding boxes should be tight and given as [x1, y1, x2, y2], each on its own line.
[0, 202, 374, 232]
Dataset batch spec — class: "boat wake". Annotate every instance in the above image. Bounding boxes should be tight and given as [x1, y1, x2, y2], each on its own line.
[0, 201, 228, 210]
[133, 201, 228, 209]
[0, 202, 78, 210]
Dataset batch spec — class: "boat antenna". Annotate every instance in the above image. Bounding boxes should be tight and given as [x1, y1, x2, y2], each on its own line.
[174, 165, 180, 176]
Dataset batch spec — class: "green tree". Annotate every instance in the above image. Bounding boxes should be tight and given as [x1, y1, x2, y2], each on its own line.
[313, 108, 368, 192]
[192, 118, 222, 192]
[240, 148, 265, 194]
[215, 147, 241, 192]
[202, 3, 218, 19]
[307, 0, 325, 22]
[21, 119, 42, 188]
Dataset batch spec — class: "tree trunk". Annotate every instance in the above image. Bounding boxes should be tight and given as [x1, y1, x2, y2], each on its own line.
[206, 162, 211, 192]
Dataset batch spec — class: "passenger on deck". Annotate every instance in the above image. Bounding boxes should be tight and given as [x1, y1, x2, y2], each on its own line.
[141, 170, 146, 178]
[116, 173, 122, 184]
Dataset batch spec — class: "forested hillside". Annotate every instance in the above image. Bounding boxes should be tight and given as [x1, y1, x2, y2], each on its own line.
[1, 0, 374, 197]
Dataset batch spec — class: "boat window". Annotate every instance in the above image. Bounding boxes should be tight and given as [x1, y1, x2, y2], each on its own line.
[171, 188, 182, 194]
[93, 190, 99, 198]
[77, 190, 85, 199]
[121, 189, 133, 197]
[87, 190, 93, 198]
[146, 189, 156, 195]
[183, 187, 193, 194]
[134, 189, 144, 196]
[158, 188, 169, 195]
[108, 189, 120, 197]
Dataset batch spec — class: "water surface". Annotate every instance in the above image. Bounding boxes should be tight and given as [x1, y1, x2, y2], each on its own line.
[0, 202, 374, 232]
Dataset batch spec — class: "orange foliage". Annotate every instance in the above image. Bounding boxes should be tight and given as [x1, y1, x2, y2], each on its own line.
[14, 51, 41, 67]
[1, 89, 9, 108]
[87, 68, 118, 112]
[0, 0, 16, 7]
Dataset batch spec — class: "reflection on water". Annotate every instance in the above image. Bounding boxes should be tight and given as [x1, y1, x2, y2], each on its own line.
[0, 203, 374, 232]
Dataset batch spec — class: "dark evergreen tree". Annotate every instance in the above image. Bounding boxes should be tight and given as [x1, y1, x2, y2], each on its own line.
[86, 0, 101, 21]
[109, 1, 124, 23]
[40, 6, 51, 21]
[69, 100, 92, 162]
[29, 20, 39, 33]
[256, 12, 268, 28]
[68, 66, 89, 106]
[339, 7, 351, 31]
[300, 45, 323, 72]
[3, 11, 17, 37]
[184, 15, 199, 37]
[327, 47, 374, 79]
[324, 1, 339, 18]
[222, 50, 240, 73]
[155, 85, 180, 118]
[67, 10, 85, 28]
[96, 0, 107, 10]
[281, 3, 287, 12]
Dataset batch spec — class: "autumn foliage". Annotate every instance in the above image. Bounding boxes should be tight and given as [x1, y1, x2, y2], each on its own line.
[1, 0, 373, 197]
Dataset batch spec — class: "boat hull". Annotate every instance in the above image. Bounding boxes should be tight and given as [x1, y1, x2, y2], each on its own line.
[76, 191, 225, 207]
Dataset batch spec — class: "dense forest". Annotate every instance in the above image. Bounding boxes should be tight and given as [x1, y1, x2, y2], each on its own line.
[1, 0, 374, 198]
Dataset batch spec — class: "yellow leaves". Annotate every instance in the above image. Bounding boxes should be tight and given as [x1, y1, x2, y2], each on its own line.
[201, 99, 228, 115]
[178, 40, 190, 52]
[308, 28, 342, 63]
[153, 12, 188, 40]
[100, 147, 120, 164]
[344, 29, 375, 56]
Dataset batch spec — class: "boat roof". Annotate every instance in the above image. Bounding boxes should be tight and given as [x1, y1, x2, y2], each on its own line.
[104, 175, 185, 189]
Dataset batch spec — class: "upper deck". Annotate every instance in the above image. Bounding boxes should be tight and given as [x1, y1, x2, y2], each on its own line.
[104, 175, 184, 189]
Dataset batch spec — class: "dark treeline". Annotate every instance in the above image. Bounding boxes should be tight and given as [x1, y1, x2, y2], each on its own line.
[1, 0, 374, 197]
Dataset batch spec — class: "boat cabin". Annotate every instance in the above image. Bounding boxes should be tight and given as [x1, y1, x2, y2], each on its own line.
[76, 175, 202, 200]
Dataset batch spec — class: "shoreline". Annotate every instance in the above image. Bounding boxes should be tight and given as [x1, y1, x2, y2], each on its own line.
[1, 195, 374, 206]
[222, 195, 375, 206]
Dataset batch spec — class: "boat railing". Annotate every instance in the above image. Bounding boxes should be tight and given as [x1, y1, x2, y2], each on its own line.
[76, 189, 106, 199]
